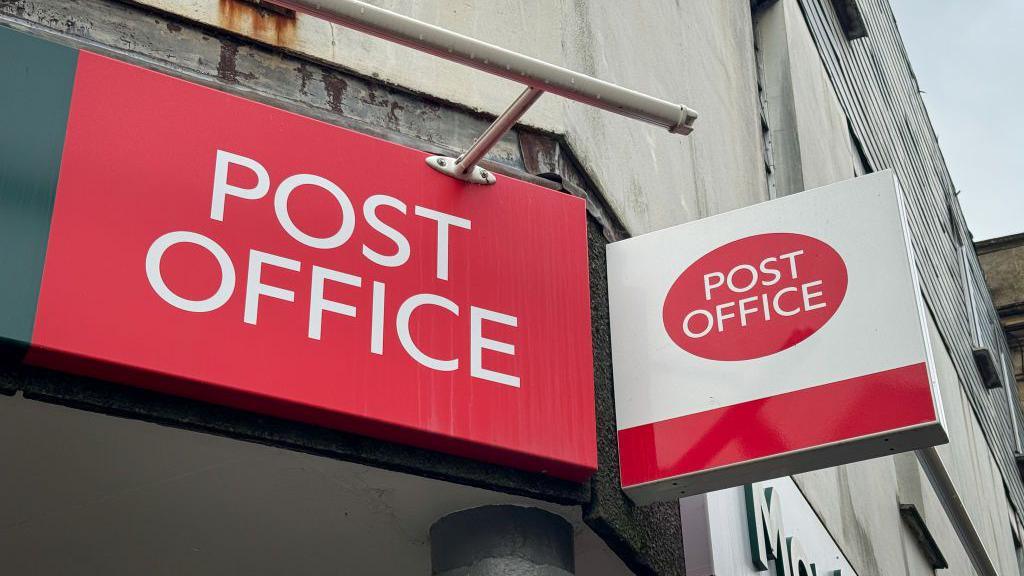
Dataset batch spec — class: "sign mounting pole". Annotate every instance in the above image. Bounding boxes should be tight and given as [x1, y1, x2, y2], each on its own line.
[270, 0, 699, 184]
[425, 86, 544, 185]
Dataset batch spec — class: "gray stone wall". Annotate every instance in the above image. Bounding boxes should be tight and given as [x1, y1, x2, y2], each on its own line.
[978, 233, 1024, 407]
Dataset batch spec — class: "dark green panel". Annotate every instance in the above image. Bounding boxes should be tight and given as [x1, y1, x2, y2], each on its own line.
[0, 25, 79, 356]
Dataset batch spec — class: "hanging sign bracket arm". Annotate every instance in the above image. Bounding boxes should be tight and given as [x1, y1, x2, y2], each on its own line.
[270, 0, 699, 184]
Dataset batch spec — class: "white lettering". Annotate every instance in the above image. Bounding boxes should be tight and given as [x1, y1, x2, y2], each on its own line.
[738, 296, 760, 327]
[308, 265, 361, 340]
[703, 271, 725, 300]
[244, 249, 300, 325]
[727, 264, 759, 293]
[759, 257, 782, 286]
[414, 206, 471, 281]
[683, 309, 714, 339]
[274, 173, 355, 249]
[715, 301, 736, 332]
[778, 250, 804, 279]
[370, 281, 386, 355]
[362, 194, 410, 268]
[397, 293, 459, 371]
[802, 280, 826, 311]
[772, 287, 800, 317]
[146, 231, 235, 313]
[210, 150, 270, 221]
[470, 307, 520, 387]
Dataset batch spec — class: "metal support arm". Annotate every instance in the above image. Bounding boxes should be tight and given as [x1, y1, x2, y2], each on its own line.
[916, 447, 998, 576]
[272, 0, 699, 184]
[426, 87, 544, 184]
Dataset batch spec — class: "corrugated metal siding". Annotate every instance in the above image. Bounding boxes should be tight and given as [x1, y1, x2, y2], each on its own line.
[797, 0, 1024, 514]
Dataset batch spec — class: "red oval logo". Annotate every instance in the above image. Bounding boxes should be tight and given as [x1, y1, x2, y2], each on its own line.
[662, 233, 847, 361]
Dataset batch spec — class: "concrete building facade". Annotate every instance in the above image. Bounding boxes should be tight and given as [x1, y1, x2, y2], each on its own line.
[1, 0, 1021, 574]
[978, 233, 1024, 397]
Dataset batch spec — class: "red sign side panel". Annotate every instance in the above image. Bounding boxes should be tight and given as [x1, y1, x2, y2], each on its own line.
[30, 51, 596, 480]
[617, 362, 934, 487]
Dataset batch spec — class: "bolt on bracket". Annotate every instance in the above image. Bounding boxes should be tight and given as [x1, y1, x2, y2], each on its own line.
[425, 156, 497, 185]
[426, 86, 545, 185]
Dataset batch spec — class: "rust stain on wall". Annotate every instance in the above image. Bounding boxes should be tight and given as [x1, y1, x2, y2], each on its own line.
[217, 0, 296, 47]
[217, 41, 241, 82]
[321, 71, 348, 113]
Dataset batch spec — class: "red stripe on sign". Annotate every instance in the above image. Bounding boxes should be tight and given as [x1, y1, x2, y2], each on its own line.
[618, 363, 934, 487]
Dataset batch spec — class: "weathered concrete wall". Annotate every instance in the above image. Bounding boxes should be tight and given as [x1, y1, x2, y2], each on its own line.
[758, 3, 911, 573]
[924, 310, 1019, 575]
[558, 1, 768, 232]
[754, 0, 857, 197]
[136, 0, 566, 130]
[758, 1, 1023, 574]
[130, 0, 768, 235]
[775, 0, 856, 190]
[977, 233, 1024, 422]
[978, 235, 1024, 308]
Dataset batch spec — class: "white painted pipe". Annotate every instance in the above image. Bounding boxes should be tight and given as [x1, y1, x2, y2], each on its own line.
[455, 86, 544, 175]
[271, 0, 698, 134]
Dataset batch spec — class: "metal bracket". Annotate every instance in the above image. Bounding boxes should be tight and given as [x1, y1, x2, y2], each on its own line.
[274, 0, 699, 184]
[426, 86, 545, 185]
[425, 156, 496, 185]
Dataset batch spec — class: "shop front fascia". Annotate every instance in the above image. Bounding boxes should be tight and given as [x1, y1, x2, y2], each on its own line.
[0, 1, 683, 574]
[681, 477, 857, 576]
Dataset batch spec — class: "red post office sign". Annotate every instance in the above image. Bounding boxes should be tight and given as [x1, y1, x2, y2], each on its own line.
[608, 172, 946, 503]
[0, 28, 596, 481]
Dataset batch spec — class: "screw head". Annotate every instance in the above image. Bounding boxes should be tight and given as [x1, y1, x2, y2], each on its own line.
[437, 158, 447, 167]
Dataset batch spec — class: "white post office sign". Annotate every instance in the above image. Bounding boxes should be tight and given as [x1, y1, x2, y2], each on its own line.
[609, 171, 946, 504]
